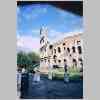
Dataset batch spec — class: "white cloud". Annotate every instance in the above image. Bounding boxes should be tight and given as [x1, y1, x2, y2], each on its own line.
[48, 29, 61, 38]
[17, 33, 20, 39]
[25, 13, 39, 20]
[31, 6, 47, 19]
[34, 5, 47, 14]
[17, 34, 40, 53]
[49, 29, 83, 44]
[42, 7, 47, 13]
[24, 9, 46, 21]
[17, 7, 20, 14]
[59, 9, 67, 18]
[18, 5, 47, 21]
[58, 8, 78, 19]
[32, 29, 40, 33]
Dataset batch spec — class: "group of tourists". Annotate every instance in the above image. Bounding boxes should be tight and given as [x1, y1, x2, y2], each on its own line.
[17, 60, 69, 98]
[48, 59, 69, 82]
[17, 67, 41, 98]
[17, 68, 29, 98]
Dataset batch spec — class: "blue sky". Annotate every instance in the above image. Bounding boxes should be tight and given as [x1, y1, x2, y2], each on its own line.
[17, 4, 83, 53]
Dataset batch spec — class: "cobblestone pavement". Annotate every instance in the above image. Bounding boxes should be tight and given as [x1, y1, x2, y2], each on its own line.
[24, 74, 83, 99]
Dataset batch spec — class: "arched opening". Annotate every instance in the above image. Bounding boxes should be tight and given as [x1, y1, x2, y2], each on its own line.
[72, 46, 76, 53]
[78, 46, 82, 54]
[73, 59, 77, 66]
[67, 47, 70, 53]
[58, 47, 61, 53]
[49, 45, 53, 49]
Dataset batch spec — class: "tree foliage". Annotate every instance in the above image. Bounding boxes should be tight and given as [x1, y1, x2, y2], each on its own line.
[27, 52, 40, 64]
[17, 51, 40, 71]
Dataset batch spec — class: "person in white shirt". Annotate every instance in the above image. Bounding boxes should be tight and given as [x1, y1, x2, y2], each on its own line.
[33, 69, 40, 82]
[48, 59, 53, 80]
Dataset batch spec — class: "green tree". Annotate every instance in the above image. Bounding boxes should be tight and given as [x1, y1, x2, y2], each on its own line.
[27, 52, 40, 64]
[17, 51, 31, 69]
[17, 51, 40, 72]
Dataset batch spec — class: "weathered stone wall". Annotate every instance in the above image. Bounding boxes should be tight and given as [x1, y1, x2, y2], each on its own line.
[40, 27, 83, 73]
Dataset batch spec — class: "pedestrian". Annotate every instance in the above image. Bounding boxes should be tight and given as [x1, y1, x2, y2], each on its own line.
[20, 68, 29, 98]
[33, 69, 40, 82]
[64, 59, 69, 82]
[48, 59, 53, 80]
[17, 68, 22, 98]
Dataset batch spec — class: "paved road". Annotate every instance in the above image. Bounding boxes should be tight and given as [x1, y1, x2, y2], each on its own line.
[23, 74, 83, 99]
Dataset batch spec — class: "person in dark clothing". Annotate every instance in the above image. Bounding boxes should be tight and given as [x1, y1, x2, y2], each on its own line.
[20, 69, 29, 98]
[64, 59, 68, 72]
[64, 59, 69, 82]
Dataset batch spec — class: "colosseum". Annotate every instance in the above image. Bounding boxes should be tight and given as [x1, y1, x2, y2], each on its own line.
[39, 27, 83, 74]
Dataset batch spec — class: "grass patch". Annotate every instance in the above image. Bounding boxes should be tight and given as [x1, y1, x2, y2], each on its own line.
[52, 66, 82, 80]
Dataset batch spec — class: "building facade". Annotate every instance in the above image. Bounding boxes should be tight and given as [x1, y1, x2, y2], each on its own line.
[40, 27, 83, 74]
